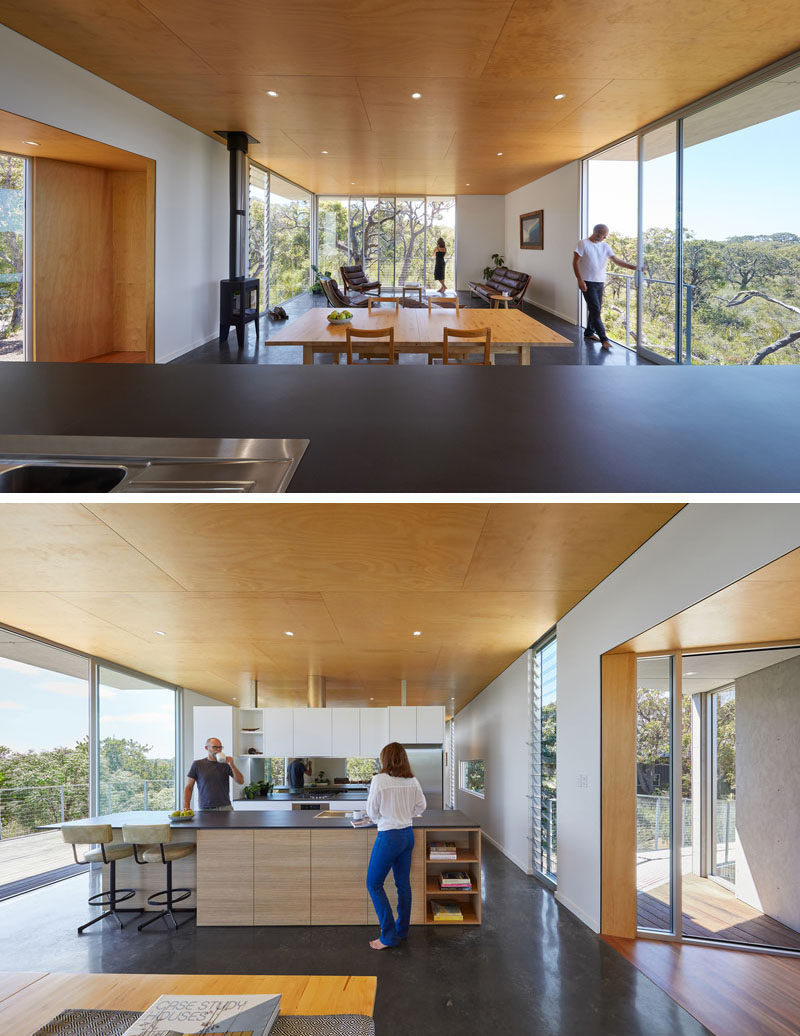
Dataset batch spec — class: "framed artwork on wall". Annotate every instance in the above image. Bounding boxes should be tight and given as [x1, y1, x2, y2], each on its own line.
[520, 210, 544, 250]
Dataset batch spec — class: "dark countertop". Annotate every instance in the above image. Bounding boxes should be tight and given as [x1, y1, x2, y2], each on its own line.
[2, 363, 800, 491]
[72, 809, 477, 830]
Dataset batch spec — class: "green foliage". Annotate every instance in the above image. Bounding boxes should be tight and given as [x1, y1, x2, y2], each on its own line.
[346, 757, 378, 783]
[483, 253, 505, 280]
[603, 227, 800, 364]
[0, 736, 175, 837]
[463, 759, 485, 794]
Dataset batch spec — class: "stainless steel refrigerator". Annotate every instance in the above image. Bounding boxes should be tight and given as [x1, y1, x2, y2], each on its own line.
[406, 747, 444, 809]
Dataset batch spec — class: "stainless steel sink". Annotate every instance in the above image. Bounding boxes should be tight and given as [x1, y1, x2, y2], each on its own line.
[0, 436, 309, 493]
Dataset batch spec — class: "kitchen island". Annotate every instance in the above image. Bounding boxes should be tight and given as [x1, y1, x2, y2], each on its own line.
[1, 362, 800, 491]
[81, 809, 481, 927]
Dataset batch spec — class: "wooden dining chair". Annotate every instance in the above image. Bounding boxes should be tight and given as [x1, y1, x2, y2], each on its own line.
[368, 296, 400, 313]
[441, 326, 492, 365]
[346, 325, 396, 365]
[428, 295, 460, 313]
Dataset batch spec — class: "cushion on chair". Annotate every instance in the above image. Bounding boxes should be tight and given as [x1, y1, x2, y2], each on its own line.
[468, 267, 530, 304]
[141, 842, 196, 864]
[340, 265, 381, 294]
[61, 823, 113, 846]
[82, 842, 135, 863]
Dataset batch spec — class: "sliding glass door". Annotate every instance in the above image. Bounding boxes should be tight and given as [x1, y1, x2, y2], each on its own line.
[96, 666, 178, 814]
[583, 58, 800, 364]
[0, 152, 26, 362]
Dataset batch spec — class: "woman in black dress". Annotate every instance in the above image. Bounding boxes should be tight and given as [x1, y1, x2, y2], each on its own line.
[433, 237, 447, 292]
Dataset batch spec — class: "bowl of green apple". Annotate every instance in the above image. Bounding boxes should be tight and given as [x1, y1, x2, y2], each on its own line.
[327, 309, 353, 324]
[170, 809, 195, 821]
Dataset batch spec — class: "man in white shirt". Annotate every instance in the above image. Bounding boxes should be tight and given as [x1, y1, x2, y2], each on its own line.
[573, 224, 639, 351]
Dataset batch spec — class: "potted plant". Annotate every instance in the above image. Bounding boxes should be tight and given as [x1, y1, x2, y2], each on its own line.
[483, 253, 505, 281]
[310, 263, 331, 295]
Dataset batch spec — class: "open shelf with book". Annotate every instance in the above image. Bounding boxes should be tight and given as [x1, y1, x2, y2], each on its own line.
[236, 707, 265, 757]
[424, 827, 481, 925]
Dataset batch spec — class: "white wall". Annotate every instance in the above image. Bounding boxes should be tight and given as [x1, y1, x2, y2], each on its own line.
[504, 162, 580, 322]
[454, 652, 531, 873]
[556, 504, 800, 932]
[735, 656, 800, 931]
[0, 25, 229, 362]
[455, 195, 505, 291]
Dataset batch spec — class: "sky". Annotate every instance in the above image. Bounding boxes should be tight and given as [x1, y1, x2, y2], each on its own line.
[587, 108, 800, 241]
[0, 656, 175, 759]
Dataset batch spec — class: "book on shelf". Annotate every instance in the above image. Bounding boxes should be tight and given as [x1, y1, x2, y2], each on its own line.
[121, 993, 281, 1035]
[428, 841, 458, 860]
[430, 900, 464, 922]
[439, 870, 472, 890]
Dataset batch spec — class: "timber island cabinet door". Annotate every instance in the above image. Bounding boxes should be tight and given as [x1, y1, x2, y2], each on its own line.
[311, 829, 370, 924]
[254, 830, 311, 924]
[196, 830, 254, 925]
[367, 827, 425, 925]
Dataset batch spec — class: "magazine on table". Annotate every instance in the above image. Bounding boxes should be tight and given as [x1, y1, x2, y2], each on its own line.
[121, 993, 281, 1035]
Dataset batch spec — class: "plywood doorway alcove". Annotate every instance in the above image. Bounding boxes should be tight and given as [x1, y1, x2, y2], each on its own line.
[0, 109, 154, 363]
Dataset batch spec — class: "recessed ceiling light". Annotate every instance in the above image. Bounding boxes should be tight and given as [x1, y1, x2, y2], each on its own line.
[370, 697, 374, 701]
[284, 631, 294, 637]
[321, 150, 328, 154]
[351, 181, 356, 185]
[496, 152, 504, 156]
[23, 140, 40, 146]
[685, 671, 697, 676]
[465, 183, 470, 186]
[411, 92, 422, 99]
[154, 630, 166, 636]
[413, 631, 422, 637]
[553, 93, 566, 100]
[266, 90, 279, 97]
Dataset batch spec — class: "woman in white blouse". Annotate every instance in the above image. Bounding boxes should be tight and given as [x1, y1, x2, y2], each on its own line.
[365, 742, 427, 949]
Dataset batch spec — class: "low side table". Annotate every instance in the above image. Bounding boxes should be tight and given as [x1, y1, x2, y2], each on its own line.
[490, 293, 511, 309]
[402, 283, 423, 302]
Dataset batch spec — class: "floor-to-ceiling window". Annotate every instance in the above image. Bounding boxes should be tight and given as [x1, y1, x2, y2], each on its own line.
[0, 631, 89, 896]
[583, 139, 639, 348]
[248, 162, 269, 311]
[532, 632, 557, 884]
[96, 665, 178, 814]
[316, 195, 457, 291]
[0, 152, 26, 362]
[635, 647, 800, 952]
[268, 173, 311, 307]
[582, 58, 800, 364]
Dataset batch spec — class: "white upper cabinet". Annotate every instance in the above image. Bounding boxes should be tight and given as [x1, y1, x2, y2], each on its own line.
[331, 708, 361, 757]
[263, 708, 294, 757]
[388, 706, 418, 745]
[359, 708, 389, 757]
[416, 706, 446, 743]
[192, 706, 233, 761]
[293, 708, 333, 756]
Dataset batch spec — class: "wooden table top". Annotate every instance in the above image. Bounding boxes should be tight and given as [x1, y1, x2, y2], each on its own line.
[0, 973, 377, 1035]
[269, 306, 571, 346]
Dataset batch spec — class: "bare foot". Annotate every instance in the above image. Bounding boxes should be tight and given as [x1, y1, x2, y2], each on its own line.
[369, 938, 393, 950]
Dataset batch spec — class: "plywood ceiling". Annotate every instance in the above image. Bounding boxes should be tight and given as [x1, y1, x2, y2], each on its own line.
[611, 547, 800, 656]
[0, 109, 152, 170]
[1, 1, 798, 193]
[0, 503, 682, 710]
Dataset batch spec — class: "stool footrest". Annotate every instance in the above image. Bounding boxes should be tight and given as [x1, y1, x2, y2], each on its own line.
[146, 887, 191, 907]
[87, 887, 136, 908]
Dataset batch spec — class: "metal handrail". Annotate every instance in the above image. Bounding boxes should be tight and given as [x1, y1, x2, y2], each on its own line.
[606, 271, 694, 360]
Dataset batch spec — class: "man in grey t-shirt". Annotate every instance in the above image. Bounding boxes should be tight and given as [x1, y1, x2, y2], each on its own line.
[184, 736, 244, 811]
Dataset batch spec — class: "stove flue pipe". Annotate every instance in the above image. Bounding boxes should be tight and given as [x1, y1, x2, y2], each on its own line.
[308, 675, 326, 708]
[215, 130, 257, 280]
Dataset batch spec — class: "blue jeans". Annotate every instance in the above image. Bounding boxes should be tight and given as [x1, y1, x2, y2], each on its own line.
[366, 827, 414, 946]
[582, 280, 607, 340]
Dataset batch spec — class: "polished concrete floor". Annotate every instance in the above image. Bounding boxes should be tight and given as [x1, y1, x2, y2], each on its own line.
[0, 842, 707, 1035]
[171, 292, 653, 367]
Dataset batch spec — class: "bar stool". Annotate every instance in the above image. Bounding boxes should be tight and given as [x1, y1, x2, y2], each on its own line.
[122, 823, 196, 931]
[61, 823, 141, 934]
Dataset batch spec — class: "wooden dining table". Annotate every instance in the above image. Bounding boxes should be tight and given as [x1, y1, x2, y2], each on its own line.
[268, 305, 571, 365]
[0, 972, 377, 1035]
